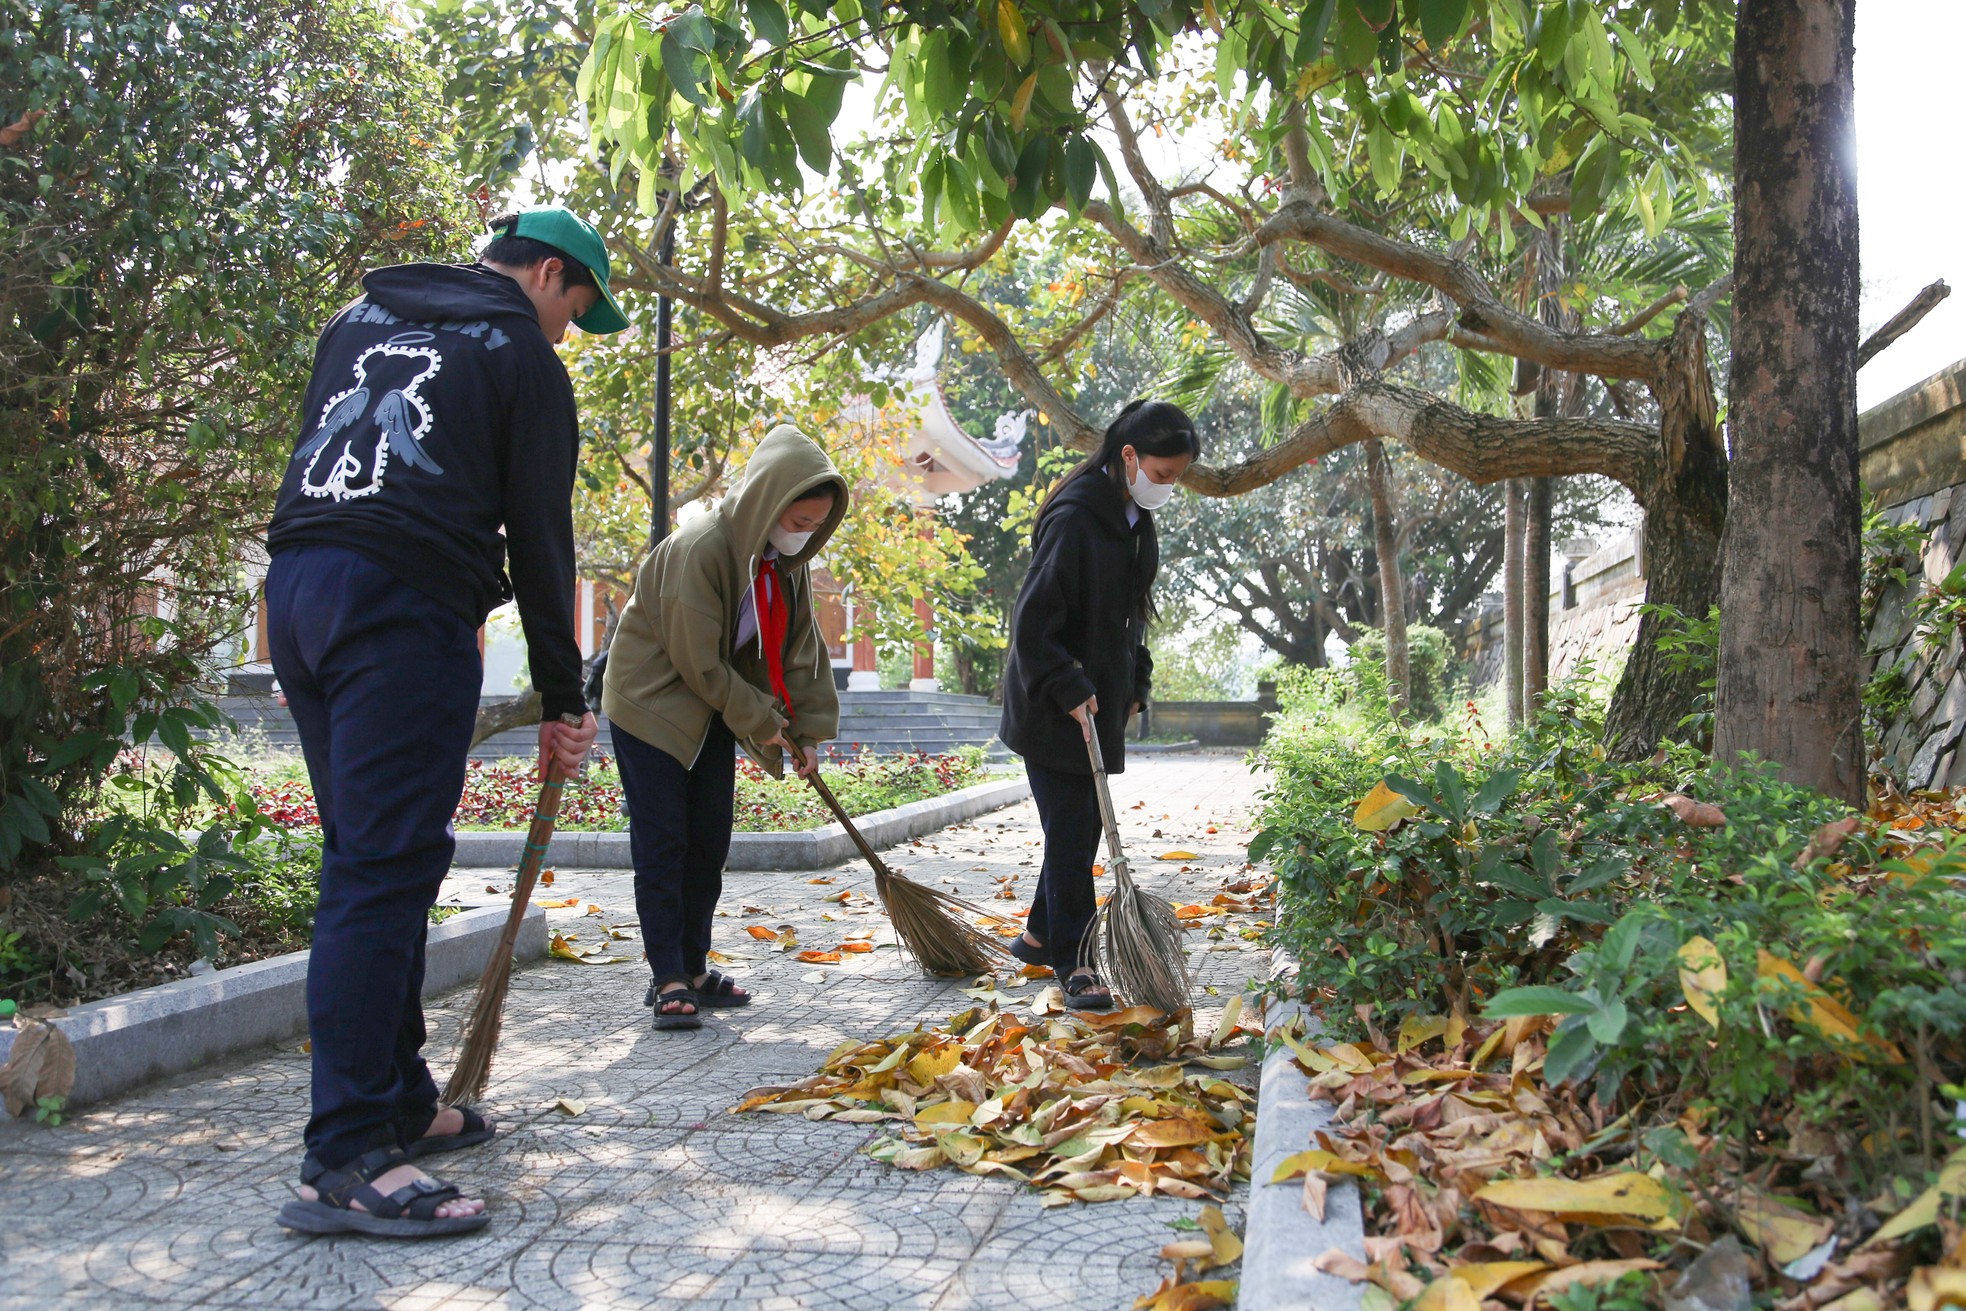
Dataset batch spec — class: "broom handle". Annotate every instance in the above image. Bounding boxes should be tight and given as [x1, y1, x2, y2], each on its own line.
[1084, 729, 1128, 866]
[476, 718, 580, 988]
[806, 769, 891, 877]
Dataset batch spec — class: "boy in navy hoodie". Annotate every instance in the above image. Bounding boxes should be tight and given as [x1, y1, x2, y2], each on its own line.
[267, 207, 624, 1238]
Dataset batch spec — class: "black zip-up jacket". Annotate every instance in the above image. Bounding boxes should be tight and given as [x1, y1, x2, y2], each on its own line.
[999, 471, 1155, 775]
[267, 262, 586, 719]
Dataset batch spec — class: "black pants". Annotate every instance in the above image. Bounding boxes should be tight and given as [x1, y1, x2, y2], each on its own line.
[266, 546, 481, 1170]
[1024, 763, 1103, 976]
[613, 718, 736, 983]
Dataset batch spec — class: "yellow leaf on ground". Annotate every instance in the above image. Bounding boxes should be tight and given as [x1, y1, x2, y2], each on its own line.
[539, 870, 555, 885]
[1908, 1266, 1966, 1311]
[907, 1046, 963, 1086]
[1132, 1278, 1237, 1310]
[1354, 780, 1420, 832]
[1501, 1260, 1663, 1303]
[1158, 850, 1201, 861]
[1398, 1013, 1450, 1053]
[1677, 936, 1727, 1030]
[1439, 1262, 1548, 1300]
[796, 950, 842, 964]
[1474, 1172, 1679, 1224]
[1736, 1189, 1834, 1264]
[533, 897, 580, 909]
[1413, 1277, 1481, 1311]
[1198, 1204, 1243, 1267]
[1132, 1119, 1215, 1148]
[841, 941, 874, 953]
[745, 925, 778, 940]
[1271, 1149, 1382, 1184]
[1756, 950, 1906, 1062]
[552, 1098, 586, 1116]
[914, 1100, 980, 1128]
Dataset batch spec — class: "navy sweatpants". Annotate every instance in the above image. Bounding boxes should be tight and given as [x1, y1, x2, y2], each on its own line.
[612, 718, 737, 984]
[1024, 763, 1104, 976]
[266, 545, 482, 1170]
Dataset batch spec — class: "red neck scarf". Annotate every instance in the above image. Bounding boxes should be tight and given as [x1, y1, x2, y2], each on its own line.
[754, 556, 793, 719]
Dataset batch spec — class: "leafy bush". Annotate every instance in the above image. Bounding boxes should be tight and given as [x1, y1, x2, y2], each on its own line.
[1254, 672, 1966, 1192]
[1347, 623, 1459, 721]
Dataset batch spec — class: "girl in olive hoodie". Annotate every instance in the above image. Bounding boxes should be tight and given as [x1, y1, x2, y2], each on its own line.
[601, 425, 850, 1028]
[998, 400, 1201, 1010]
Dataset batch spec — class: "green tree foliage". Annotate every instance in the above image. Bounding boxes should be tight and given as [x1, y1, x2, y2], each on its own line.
[0, 0, 469, 946]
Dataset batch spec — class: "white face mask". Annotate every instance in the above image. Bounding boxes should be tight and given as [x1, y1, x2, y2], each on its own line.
[768, 526, 814, 556]
[1128, 465, 1177, 511]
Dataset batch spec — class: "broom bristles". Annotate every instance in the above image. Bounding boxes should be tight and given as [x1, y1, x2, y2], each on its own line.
[877, 867, 1010, 977]
[1096, 860, 1192, 1014]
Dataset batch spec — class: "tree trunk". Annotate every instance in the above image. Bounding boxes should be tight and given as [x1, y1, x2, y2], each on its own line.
[1504, 479, 1526, 726]
[472, 691, 541, 750]
[1366, 438, 1410, 718]
[1713, 0, 1864, 803]
[1525, 476, 1552, 705]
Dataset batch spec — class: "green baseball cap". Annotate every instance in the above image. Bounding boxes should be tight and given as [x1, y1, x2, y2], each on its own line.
[504, 206, 630, 334]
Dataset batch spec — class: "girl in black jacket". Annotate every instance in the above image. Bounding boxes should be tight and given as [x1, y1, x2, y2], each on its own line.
[998, 400, 1201, 1009]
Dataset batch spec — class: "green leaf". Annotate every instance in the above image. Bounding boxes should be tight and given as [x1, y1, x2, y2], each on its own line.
[1062, 134, 1098, 213]
[1384, 773, 1434, 811]
[783, 87, 833, 172]
[744, 0, 790, 47]
[1432, 760, 1466, 823]
[1469, 767, 1520, 814]
[660, 33, 712, 108]
[1353, 0, 1396, 31]
[1416, 0, 1470, 48]
[997, 0, 1031, 67]
[108, 668, 139, 718]
[1529, 828, 1560, 881]
[1586, 997, 1629, 1044]
[1606, 17, 1653, 89]
[1247, 827, 1281, 863]
[1296, 0, 1339, 63]
[1482, 985, 1597, 1018]
[1543, 1020, 1598, 1083]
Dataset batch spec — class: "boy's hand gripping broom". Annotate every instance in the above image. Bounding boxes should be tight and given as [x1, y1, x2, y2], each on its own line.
[1086, 729, 1190, 1014]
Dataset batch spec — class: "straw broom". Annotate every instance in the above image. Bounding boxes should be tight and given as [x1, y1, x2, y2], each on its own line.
[805, 769, 1013, 978]
[1086, 729, 1190, 1014]
[443, 718, 579, 1106]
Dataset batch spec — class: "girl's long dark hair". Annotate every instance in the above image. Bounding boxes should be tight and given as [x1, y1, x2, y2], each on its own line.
[1034, 398, 1201, 622]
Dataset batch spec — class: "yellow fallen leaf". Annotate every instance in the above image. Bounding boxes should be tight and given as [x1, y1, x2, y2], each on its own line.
[1353, 779, 1420, 832]
[1271, 1149, 1382, 1184]
[1474, 1172, 1679, 1224]
[1198, 1204, 1243, 1267]
[1736, 1189, 1834, 1264]
[1398, 1013, 1449, 1053]
[1756, 950, 1905, 1062]
[1436, 1262, 1548, 1300]
[1161, 1239, 1214, 1261]
[1501, 1259, 1663, 1303]
[797, 950, 842, 964]
[1158, 850, 1201, 861]
[1678, 936, 1726, 1030]
[1131, 1119, 1215, 1149]
[1413, 1277, 1481, 1311]
[914, 1099, 980, 1128]
[1209, 995, 1244, 1049]
[841, 941, 874, 953]
[539, 870, 555, 886]
[552, 1098, 586, 1116]
[1134, 1279, 1237, 1311]
[745, 925, 778, 940]
[534, 897, 580, 909]
[1908, 1266, 1966, 1311]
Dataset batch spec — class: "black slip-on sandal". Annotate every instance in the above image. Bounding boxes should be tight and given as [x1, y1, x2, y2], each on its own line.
[277, 1145, 489, 1239]
[692, 969, 753, 1008]
[1063, 970, 1115, 1012]
[1008, 935, 1047, 968]
[647, 974, 702, 1030]
[401, 1103, 496, 1161]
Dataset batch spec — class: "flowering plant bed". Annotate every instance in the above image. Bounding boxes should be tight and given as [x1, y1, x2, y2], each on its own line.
[246, 747, 994, 834]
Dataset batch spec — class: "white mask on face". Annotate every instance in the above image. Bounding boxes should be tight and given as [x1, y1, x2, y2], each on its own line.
[768, 527, 814, 556]
[1127, 464, 1177, 511]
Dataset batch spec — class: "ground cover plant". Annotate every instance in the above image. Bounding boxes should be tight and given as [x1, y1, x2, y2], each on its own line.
[244, 746, 993, 833]
[1250, 657, 1966, 1307]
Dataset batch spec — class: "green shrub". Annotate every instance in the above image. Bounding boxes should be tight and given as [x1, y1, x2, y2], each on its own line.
[1346, 624, 1459, 721]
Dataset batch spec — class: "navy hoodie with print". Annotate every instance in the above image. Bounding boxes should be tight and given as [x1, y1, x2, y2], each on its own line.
[267, 262, 587, 719]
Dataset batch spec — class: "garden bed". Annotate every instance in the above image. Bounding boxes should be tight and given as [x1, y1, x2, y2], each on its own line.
[1247, 666, 1966, 1309]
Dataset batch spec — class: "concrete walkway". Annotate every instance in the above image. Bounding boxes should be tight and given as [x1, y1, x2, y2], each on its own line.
[0, 754, 1271, 1311]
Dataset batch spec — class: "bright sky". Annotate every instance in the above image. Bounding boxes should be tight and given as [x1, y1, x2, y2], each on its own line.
[1856, 2, 1964, 408]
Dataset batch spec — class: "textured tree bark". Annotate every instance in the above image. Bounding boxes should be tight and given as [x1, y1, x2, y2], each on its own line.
[1504, 480, 1526, 727]
[1713, 0, 1864, 803]
[1525, 477, 1552, 705]
[1366, 439, 1410, 718]
[471, 691, 542, 750]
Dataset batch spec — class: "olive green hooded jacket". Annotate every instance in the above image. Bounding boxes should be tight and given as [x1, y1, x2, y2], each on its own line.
[601, 425, 849, 773]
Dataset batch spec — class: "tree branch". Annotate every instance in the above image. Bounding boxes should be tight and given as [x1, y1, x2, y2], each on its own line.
[1859, 279, 1951, 368]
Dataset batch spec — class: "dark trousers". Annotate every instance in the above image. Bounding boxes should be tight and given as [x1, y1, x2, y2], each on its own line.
[266, 546, 482, 1170]
[1024, 763, 1103, 976]
[613, 718, 736, 983]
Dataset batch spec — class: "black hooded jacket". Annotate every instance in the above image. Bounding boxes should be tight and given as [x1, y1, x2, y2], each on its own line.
[999, 470, 1156, 775]
[267, 262, 586, 719]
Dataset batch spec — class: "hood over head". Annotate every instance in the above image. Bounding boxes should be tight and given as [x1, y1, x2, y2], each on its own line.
[361, 262, 542, 328]
[718, 424, 850, 569]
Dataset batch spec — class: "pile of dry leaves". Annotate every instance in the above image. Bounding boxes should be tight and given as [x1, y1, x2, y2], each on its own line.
[1277, 1010, 1966, 1310]
[736, 1000, 1256, 1207]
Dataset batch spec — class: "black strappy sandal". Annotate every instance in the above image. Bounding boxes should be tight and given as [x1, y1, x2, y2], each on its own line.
[277, 1144, 489, 1238]
[646, 974, 703, 1030]
[691, 969, 753, 1008]
[401, 1103, 496, 1161]
[1063, 970, 1115, 1012]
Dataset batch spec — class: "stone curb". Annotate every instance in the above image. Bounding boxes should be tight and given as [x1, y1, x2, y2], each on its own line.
[1240, 946, 1368, 1311]
[0, 902, 547, 1110]
[450, 774, 1033, 871]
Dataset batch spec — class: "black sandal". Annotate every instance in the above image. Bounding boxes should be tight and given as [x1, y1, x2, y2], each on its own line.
[647, 974, 702, 1030]
[1064, 970, 1115, 1012]
[691, 969, 752, 1008]
[277, 1145, 489, 1238]
[401, 1103, 496, 1161]
[1008, 935, 1047, 968]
